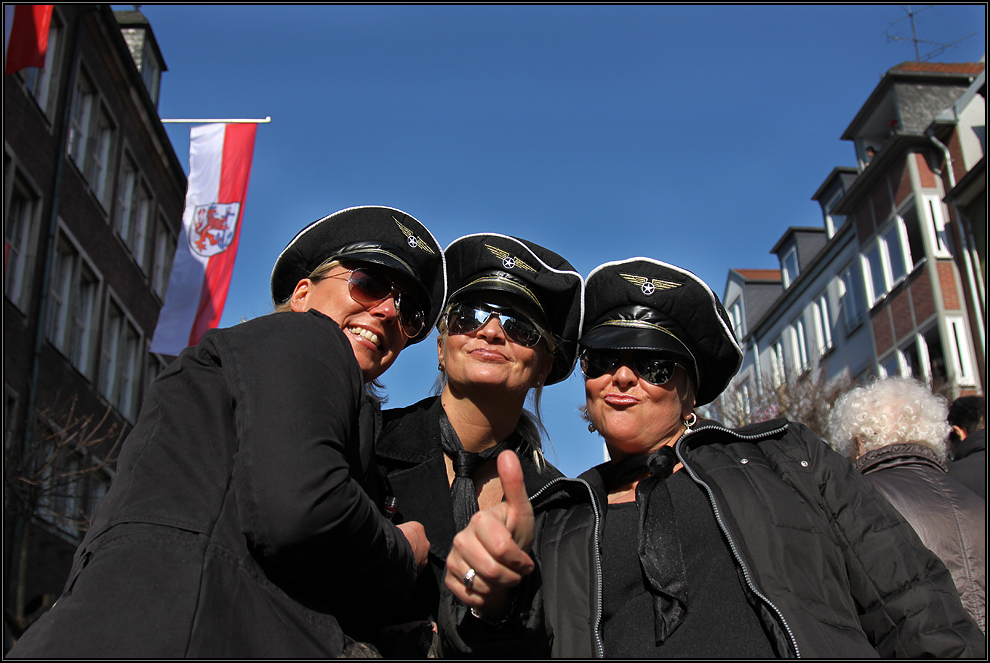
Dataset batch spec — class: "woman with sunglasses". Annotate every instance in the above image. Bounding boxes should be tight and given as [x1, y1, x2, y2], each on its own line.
[10, 207, 445, 659]
[373, 233, 582, 657]
[439, 257, 984, 658]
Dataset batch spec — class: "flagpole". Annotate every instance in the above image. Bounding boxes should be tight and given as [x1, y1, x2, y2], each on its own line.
[161, 117, 272, 123]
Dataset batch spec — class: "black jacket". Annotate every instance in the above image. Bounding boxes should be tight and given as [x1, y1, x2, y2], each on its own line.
[440, 418, 985, 658]
[950, 429, 986, 500]
[10, 311, 416, 658]
[857, 443, 985, 631]
[376, 395, 564, 625]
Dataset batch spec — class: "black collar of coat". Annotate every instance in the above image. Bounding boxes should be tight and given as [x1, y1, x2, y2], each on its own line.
[377, 395, 444, 464]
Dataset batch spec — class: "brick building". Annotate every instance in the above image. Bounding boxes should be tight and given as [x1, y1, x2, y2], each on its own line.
[714, 61, 986, 429]
[3, 6, 185, 645]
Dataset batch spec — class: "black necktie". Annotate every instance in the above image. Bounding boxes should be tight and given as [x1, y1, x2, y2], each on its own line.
[602, 445, 688, 645]
[439, 410, 511, 532]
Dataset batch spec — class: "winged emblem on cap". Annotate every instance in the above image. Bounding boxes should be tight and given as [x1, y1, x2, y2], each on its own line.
[620, 273, 682, 296]
[486, 244, 537, 272]
[393, 217, 436, 254]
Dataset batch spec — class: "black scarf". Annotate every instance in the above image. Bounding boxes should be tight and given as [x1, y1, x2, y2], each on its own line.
[601, 445, 688, 645]
[439, 409, 513, 532]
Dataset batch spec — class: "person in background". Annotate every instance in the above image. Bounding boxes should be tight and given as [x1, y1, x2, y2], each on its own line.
[440, 257, 985, 658]
[10, 207, 445, 658]
[374, 233, 582, 657]
[947, 395, 986, 499]
[829, 377, 985, 632]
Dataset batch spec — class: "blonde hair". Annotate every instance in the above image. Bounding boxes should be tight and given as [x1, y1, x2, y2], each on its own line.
[827, 377, 951, 462]
[272, 258, 342, 313]
[435, 297, 556, 471]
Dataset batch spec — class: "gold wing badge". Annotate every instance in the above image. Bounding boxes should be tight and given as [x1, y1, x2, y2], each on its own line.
[485, 244, 537, 272]
[620, 273, 682, 296]
[393, 217, 436, 254]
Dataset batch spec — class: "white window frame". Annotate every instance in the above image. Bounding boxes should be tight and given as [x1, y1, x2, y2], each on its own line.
[781, 247, 799, 288]
[837, 264, 864, 333]
[945, 316, 976, 386]
[115, 155, 151, 269]
[823, 187, 846, 238]
[922, 194, 951, 258]
[770, 337, 787, 387]
[20, 15, 61, 118]
[66, 73, 94, 168]
[151, 217, 176, 299]
[4, 178, 40, 311]
[813, 291, 834, 356]
[86, 107, 114, 204]
[791, 317, 811, 373]
[100, 298, 143, 422]
[861, 216, 913, 304]
[728, 298, 744, 340]
[46, 228, 101, 377]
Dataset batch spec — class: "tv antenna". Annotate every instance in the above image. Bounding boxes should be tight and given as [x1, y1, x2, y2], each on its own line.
[885, 5, 976, 61]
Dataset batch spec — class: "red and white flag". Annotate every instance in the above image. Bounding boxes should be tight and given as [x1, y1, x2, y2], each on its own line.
[4, 5, 53, 75]
[151, 123, 257, 355]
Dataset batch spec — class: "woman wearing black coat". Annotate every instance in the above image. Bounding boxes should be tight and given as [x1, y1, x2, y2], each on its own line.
[10, 207, 444, 658]
[441, 257, 985, 658]
[374, 233, 581, 656]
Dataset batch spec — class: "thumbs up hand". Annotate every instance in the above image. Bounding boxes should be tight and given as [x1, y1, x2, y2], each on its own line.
[444, 450, 536, 620]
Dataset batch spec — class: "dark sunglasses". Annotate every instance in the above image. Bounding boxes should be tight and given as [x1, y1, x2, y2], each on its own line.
[331, 267, 425, 339]
[446, 302, 544, 348]
[580, 349, 683, 386]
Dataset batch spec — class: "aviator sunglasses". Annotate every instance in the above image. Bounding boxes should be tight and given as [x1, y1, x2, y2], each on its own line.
[329, 267, 426, 339]
[446, 302, 544, 348]
[580, 348, 684, 386]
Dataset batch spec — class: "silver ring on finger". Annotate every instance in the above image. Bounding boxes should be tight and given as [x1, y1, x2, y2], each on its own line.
[462, 568, 476, 588]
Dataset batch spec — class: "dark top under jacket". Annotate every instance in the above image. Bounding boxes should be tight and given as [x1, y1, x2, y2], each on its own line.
[10, 310, 416, 658]
[376, 395, 564, 627]
[439, 418, 986, 658]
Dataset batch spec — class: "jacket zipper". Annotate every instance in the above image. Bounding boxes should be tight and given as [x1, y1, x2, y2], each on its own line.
[675, 422, 802, 658]
[529, 477, 606, 658]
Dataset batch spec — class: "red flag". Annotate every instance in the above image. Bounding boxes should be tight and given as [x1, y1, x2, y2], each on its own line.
[151, 123, 257, 355]
[4, 5, 54, 75]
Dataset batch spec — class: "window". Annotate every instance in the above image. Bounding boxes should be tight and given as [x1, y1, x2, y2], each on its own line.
[4, 179, 39, 311]
[791, 317, 811, 373]
[151, 217, 176, 299]
[813, 292, 834, 355]
[115, 156, 151, 268]
[922, 326, 948, 387]
[47, 234, 100, 376]
[945, 316, 976, 386]
[770, 336, 787, 387]
[781, 247, 799, 288]
[736, 380, 752, 418]
[823, 187, 847, 238]
[67, 72, 115, 205]
[880, 353, 901, 379]
[837, 265, 865, 333]
[861, 217, 913, 304]
[100, 301, 141, 422]
[141, 41, 161, 106]
[20, 15, 61, 117]
[728, 298, 744, 339]
[900, 203, 927, 269]
[922, 194, 950, 257]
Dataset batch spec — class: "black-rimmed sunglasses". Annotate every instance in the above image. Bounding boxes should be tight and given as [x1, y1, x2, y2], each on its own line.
[580, 349, 683, 386]
[446, 302, 544, 347]
[330, 267, 425, 339]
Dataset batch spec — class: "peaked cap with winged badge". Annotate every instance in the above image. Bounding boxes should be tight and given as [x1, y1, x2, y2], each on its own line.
[580, 257, 742, 405]
[270, 206, 447, 344]
[443, 233, 583, 385]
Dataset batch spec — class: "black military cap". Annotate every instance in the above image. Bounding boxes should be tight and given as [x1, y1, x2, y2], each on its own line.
[270, 206, 447, 344]
[444, 233, 583, 385]
[580, 258, 742, 405]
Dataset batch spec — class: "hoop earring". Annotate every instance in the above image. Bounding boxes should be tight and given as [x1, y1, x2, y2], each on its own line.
[683, 412, 697, 429]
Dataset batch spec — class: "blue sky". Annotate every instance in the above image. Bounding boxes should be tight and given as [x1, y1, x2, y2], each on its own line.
[128, 4, 986, 477]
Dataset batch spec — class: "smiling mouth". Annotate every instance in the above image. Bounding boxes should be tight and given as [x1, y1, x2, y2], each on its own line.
[348, 326, 381, 348]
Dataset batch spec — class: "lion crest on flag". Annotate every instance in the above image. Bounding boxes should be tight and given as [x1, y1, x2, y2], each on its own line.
[189, 203, 240, 257]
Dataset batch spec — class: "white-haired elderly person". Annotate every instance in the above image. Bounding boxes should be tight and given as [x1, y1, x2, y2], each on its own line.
[828, 377, 985, 632]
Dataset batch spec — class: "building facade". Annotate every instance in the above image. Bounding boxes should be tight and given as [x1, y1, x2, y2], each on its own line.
[714, 61, 986, 430]
[3, 6, 185, 646]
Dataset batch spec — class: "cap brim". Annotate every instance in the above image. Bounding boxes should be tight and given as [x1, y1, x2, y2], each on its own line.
[448, 275, 544, 315]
